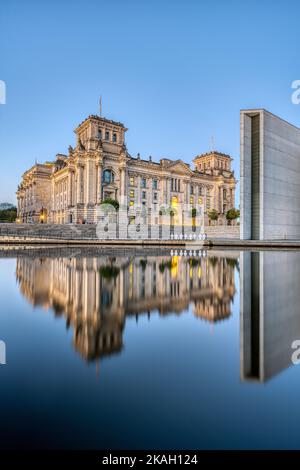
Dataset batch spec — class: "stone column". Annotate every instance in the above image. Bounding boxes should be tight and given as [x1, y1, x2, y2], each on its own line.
[137, 175, 141, 204]
[220, 186, 223, 213]
[231, 187, 235, 208]
[119, 164, 127, 204]
[67, 173, 72, 206]
[96, 163, 102, 203]
[76, 165, 83, 204]
[186, 181, 190, 205]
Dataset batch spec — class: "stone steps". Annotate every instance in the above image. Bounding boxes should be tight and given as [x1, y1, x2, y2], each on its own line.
[0, 223, 240, 240]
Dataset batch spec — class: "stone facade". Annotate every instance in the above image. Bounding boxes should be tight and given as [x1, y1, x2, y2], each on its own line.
[16, 252, 236, 361]
[17, 113, 237, 225]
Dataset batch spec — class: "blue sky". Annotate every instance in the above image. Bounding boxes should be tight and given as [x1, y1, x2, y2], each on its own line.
[1, 0, 300, 204]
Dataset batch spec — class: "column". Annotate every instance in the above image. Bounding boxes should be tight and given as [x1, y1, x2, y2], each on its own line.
[96, 163, 102, 203]
[76, 165, 82, 204]
[137, 175, 141, 204]
[67, 173, 72, 206]
[220, 186, 223, 213]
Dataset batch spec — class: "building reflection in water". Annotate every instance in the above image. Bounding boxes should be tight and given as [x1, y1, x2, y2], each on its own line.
[240, 251, 300, 383]
[16, 251, 237, 363]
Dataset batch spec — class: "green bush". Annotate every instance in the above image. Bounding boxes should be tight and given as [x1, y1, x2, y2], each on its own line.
[0, 207, 17, 223]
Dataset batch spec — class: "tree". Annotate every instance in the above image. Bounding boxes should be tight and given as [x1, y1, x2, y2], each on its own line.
[207, 209, 219, 221]
[191, 208, 197, 218]
[100, 198, 119, 211]
[0, 206, 17, 223]
[226, 208, 240, 224]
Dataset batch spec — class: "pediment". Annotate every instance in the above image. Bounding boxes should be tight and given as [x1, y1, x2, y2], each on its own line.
[167, 160, 193, 175]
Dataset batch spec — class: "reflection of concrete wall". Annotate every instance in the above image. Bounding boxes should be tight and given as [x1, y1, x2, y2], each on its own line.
[241, 251, 300, 382]
[241, 109, 300, 240]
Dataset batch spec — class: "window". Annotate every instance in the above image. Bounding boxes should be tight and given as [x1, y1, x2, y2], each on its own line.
[198, 197, 203, 204]
[113, 133, 117, 143]
[190, 196, 194, 205]
[190, 185, 194, 195]
[199, 186, 202, 196]
[98, 129, 102, 139]
[130, 189, 135, 198]
[153, 192, 157, 201]
[129, 200, 134, 207]
[102, 169, 114, 184]
[105, 131, 109, 141]
[142, 191, 146, 200]
[152, 179, 158, 189]
[141, 178, 146, 188]
[130, 176, 134, 186]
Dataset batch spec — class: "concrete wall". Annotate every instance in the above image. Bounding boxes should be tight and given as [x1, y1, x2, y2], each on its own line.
[240, 109, 300, 240]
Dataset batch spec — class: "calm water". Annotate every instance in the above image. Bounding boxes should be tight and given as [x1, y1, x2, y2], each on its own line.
[1, 247, 300, 450]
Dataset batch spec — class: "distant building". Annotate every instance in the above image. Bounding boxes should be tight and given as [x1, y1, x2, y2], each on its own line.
[0, 202, 15, 210]
[16, 112, 237, 225]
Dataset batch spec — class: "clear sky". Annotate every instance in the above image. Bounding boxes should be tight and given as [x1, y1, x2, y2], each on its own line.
[1, 0, 300, 204]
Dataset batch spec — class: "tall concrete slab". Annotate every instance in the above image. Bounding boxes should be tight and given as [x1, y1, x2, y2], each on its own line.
[240, 251, 300, 382]
[240, 109, 300, 240]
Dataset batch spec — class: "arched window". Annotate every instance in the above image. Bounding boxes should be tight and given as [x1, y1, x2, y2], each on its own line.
[102, 169, 115, 184]
[113, 133, 117, 142]
[98, 129, 102, 139]
[105, 131, 110, 141]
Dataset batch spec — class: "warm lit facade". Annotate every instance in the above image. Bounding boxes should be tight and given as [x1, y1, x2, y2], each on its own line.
[16, 252, 236, 361]
[16, 113, 237, 225]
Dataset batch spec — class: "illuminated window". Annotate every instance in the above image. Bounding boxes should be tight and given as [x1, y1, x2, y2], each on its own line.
[129, 200, 134, 206]
[130, 189, 135, 198]
[190, 196, 194, 205]
[129, 176, 134, 186]
[198, 197, 203, 204]
[171, 196, 178, 207]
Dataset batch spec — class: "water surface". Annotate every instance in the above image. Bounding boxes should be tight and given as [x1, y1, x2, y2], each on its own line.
[0, 247, 300, 449]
